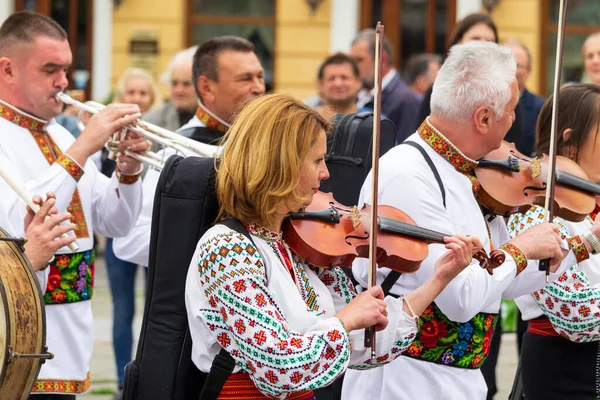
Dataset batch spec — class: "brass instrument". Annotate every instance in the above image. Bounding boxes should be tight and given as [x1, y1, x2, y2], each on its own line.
[56, 92, 221, 170]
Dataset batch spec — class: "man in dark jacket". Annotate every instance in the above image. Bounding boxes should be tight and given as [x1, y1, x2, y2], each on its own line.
[350, 29, 420, 144]
[504, 39, 545, 156]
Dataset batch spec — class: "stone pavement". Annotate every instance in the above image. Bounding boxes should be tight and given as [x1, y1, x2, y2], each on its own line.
[79, 251, 520, 400]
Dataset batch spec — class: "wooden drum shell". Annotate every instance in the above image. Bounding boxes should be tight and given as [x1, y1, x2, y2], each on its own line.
[0, 227, 46, 399]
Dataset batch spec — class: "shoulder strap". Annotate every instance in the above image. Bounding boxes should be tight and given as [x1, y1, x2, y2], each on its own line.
[402, 141, 446, 208]
[198, 218, 257, 400]
[380, 270, 402, 298]
[379, 141, 447, 297]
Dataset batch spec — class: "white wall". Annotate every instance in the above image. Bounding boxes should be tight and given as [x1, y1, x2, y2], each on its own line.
[92, 0, 113, 101]
[330, 0, 359, 53]
[457, 0, 482, 20]
[0, 1, 15, 25]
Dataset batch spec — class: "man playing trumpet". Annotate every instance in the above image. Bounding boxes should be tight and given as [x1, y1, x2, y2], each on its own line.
[0, 11, 148, 399]
[113, 36, 266, 266]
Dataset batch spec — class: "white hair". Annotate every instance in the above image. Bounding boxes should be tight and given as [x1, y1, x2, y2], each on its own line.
[430, 41, 516, 123]
[159, 46, 198, 85]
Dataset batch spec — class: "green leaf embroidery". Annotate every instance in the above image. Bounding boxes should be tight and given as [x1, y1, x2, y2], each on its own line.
[65, 289, 80, 302]
[473, 314, 484, 331]
[421, 346, 445, 361]
[456, 352, 476, 368]
[437, 330, 458, 345]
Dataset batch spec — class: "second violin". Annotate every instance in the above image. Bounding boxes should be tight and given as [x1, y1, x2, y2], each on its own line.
[476, 141, 600, 222]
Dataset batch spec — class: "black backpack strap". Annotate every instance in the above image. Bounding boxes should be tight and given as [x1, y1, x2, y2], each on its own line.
[402, 141, 446, 209]
[198, 218, 258, 400]
[378, 142, 447, 297]
[380, 270, 402, 298]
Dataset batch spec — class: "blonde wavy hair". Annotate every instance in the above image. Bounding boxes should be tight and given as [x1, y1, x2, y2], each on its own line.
[114, 67, 162, 111]
[216, 93, 330, 228]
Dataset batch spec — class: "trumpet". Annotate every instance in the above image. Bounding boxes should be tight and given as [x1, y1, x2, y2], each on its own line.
[56, 92, 221, 171]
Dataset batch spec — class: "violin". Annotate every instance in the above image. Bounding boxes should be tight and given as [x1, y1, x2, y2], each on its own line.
[282, 191, 506, 275]
[475, 141, 600, 222]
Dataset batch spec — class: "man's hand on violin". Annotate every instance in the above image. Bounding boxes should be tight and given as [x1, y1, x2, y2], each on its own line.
[335, 286, 389, 333]
[507, 222, 566, 272]
[433, 235, 482, 282]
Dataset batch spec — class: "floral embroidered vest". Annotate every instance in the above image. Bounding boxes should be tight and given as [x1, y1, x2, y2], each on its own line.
[403, 303, 498, 369]
[44, 250, 95, 305]
[405, 120, 498, 369]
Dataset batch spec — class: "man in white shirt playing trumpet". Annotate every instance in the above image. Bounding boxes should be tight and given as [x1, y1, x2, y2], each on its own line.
[0, 11, 149, 399]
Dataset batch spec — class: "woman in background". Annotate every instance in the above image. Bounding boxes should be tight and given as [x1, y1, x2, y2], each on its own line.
[103, 67, 161, 400]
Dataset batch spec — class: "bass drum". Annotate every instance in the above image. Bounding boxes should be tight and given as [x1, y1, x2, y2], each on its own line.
[0, 227, 51, 399]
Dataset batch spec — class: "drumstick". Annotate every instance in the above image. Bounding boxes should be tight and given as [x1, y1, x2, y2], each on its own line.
[0, 163, 79, 252]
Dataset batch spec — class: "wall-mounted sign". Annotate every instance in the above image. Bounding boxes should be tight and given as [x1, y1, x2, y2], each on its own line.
[129, 31, 159, 76]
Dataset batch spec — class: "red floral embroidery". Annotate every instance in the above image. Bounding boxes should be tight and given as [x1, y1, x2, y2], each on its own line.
[44, 250, 94, 305]
[196, 105, 229, 134]
[56, 154, 84, 182]
[27, 128, 89, 238]
[115, 166, 141, 185]
[500, 243, 527, 275]
[420, 319, 448, 348]
[567, 235, 590, 264]
[418, 119, 480, 196]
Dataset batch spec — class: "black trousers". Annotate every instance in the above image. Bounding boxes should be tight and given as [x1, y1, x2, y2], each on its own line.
[28, 395, 76, 400]
[521, 331, 598, 399]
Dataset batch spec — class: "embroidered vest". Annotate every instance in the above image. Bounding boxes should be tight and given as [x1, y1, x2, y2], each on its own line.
[44, 250, 94, 305]
[403, 303, 498, 369]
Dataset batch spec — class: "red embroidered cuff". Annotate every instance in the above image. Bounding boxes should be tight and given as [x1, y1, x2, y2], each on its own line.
[501, 243, 527, 276]
[115, 166, 141, 185]
[57, 154, 84, 182]
[568, 235, 590, 263]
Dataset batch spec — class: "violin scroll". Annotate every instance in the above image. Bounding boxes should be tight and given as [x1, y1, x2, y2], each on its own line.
[473, 249, 506, 275]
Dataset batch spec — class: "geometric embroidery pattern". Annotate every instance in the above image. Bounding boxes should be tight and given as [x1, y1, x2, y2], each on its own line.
[32, 371, 91, 394]
[508, 206, 600, 342]
[195, 230, 418, 396]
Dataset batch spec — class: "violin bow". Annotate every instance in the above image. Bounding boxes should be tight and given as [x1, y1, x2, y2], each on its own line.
[540, 0, 568, 281]
[364, 21, 384, 361]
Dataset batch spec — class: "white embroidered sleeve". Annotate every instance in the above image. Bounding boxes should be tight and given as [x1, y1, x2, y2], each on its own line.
[193, 233, 351, 397]
[317, 267, 418, 369]
[508, 208, 600, 342]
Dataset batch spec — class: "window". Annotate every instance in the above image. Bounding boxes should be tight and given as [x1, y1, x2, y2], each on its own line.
[542, 0, 600, 96]
[361, 0, 456, 69]
[15, 0, 93, 98]
[186, 0, 275, 89]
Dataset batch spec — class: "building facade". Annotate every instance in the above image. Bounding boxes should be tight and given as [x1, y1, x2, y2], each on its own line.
[1, 0, 599, 102]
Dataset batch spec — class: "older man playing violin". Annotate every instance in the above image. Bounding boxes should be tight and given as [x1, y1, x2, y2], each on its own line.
[0, 11, 148, 399]
[343, 41, 600, 400]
